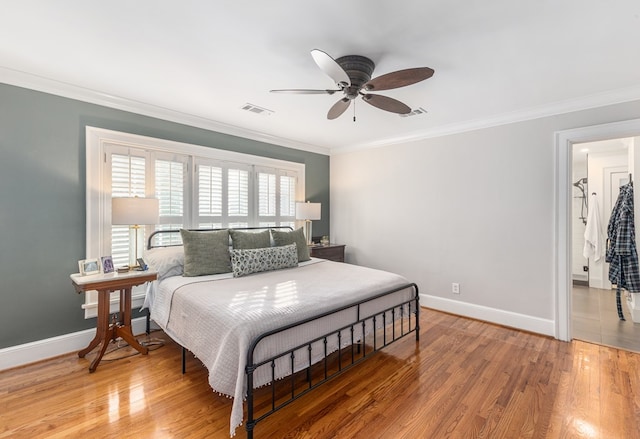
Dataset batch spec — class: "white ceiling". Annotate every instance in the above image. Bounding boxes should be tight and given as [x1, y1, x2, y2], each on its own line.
[2, 1, 640, 155]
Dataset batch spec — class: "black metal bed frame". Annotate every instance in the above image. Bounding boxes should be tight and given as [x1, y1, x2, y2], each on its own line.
[245, 282, 419, 438]
[147, 227, 420, 438]
[147, 226, 294, 250]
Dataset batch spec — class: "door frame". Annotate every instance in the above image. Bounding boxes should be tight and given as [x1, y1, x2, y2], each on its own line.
[554, 118, 640, 341]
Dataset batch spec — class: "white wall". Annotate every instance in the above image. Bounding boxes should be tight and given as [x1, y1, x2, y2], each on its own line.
[331, 100, 640, 336]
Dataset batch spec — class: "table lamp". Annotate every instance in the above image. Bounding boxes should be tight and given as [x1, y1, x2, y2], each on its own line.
[112, 197, 159, 266]
[295, 201, 321, 245]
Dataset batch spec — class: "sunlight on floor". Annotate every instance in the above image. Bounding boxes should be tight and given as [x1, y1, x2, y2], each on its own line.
[573, 418, 597, 438]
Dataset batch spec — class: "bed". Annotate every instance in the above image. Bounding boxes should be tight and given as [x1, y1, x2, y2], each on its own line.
[145, 227, 419, 438]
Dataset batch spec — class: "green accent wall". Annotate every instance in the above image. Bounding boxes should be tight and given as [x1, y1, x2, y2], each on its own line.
[0, 83, 330, 349]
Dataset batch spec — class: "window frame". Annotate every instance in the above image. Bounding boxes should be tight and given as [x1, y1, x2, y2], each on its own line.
[84, 126, 305, 318]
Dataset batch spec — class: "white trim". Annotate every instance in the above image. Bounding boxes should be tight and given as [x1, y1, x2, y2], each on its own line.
[1, 67, 329, 156]
[333, 85, 640, 155]
[4, 66, 640, 156]
[0, 317, 149, 371]
[86, 126, 308, 172]
[421, 294, 555, 337]
[554, 118, 640, 341]
[85, 127, 306, 317]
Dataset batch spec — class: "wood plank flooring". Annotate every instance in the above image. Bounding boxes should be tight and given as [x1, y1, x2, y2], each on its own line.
[1, 308, 639, 438]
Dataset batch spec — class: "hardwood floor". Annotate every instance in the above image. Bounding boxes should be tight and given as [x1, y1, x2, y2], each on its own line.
[2, 308, 639, 438]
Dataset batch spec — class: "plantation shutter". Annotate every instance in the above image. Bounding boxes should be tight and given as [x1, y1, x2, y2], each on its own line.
[194, 159, 251, 228]
[154, 154, 188, 246]
[196, 162, 223, 228]
[280, 174, 296, 218]
[227, 166, 250, 228]
[256, 167, 297, 228]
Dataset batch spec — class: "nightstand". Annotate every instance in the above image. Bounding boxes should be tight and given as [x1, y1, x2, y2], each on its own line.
[70, 269, 157, 372]
[310, 244, 346, 262]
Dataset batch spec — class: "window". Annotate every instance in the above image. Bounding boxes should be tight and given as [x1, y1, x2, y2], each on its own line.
[256, 167, 297, 228]
[195, 160, 253, 228]
[85, 127, 305, 318]
[153, 154, 188, 247]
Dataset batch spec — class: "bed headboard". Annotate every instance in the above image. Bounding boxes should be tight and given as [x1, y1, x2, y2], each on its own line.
[147, 226, 293, 250]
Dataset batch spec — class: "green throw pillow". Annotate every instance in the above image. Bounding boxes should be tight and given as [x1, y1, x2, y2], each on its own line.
[270, 227, 310, 262]
[229, 229, 271, 249]
[180, 229, 231, 276]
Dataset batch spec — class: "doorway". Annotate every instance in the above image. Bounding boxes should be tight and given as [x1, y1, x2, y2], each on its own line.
[554, 118, 640, 344]
[570, 139, 640, 351]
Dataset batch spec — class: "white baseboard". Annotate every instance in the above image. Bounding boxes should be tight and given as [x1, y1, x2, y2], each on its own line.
[420, 294, 555, 337]
[0, 317, 149, 371]
[2, 296, 555, 372]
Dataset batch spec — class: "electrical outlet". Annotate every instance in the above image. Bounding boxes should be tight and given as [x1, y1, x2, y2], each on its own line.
[452, 283, 460, 294]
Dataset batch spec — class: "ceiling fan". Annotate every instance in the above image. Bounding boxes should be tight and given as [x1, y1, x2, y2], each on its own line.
[271, 49, 434, 120]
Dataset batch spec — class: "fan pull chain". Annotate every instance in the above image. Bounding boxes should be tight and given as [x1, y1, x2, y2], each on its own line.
[353, 100, 356, 122]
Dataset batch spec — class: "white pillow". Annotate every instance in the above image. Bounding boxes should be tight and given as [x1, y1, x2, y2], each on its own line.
[145, 246, 184, 281]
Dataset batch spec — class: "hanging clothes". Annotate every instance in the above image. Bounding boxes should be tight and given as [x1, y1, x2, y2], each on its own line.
[583, 193, 604, 261]
[606, 181, 640, 320]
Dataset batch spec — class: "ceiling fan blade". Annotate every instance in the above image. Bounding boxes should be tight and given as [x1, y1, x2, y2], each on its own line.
[364, 67, 434, 91]
[311, 49, 351, 88]
[270, 89, 340, 95]
[327, 98, 351, 120]
[361, 94, 411, 114]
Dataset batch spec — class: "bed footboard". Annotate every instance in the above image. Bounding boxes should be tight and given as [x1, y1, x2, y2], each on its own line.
[244, 282, 419, 438]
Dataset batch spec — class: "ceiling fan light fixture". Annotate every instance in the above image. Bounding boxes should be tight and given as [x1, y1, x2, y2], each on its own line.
[271, 49, 434, 121]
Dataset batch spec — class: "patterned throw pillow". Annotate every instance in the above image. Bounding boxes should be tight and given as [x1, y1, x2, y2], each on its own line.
[230, 243, 298, 277]
[270, 227, 311, 262]
[180, 229, 231, 276]
[229, 229, 271, 249]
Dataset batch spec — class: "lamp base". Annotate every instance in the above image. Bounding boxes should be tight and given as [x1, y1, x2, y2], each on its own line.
[304, 220, 313, 246]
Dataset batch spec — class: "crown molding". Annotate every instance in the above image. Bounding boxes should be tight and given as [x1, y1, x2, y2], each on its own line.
[4, 66, 640, 157]
[0, 67, 331, 156]
[332, 84, 640, 155]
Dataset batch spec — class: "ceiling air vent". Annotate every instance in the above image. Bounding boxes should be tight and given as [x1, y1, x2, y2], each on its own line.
[241, 103, 274, 116]
[399, 107, 428, 118]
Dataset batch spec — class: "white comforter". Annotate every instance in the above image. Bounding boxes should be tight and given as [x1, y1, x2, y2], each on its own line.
[150, 259, 413, 436]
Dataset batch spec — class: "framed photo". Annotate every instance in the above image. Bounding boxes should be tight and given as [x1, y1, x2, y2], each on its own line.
[78, 258, 101, 276]
[101, 255, 114, 274]
[136, 258, 148, 271]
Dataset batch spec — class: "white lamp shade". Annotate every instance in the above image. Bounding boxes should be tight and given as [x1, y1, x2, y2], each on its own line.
[296, 202, 321, 220]
[112, 197, 159, 225]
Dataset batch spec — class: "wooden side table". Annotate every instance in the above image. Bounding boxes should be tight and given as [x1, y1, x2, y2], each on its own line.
[310, 244, 346, 262]
[70, 270, 157, 372]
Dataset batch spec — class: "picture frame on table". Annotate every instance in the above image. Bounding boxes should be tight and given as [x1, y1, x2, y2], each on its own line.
[101, 255, 115, 274]
[78, 258, 101, 276]
[136, 257, 148, 271]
